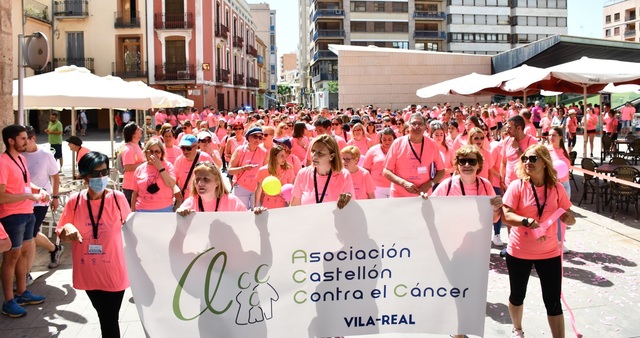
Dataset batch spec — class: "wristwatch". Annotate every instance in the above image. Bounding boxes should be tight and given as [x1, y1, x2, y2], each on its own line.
[521, 218, 532, 227]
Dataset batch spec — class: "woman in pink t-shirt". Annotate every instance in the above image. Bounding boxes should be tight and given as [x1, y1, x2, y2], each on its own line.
[502, 144, 575, 338]
[467, 127, 493, 182]
[604, 109, 619, 142]
[56, 151, 131, 338]
[583, 107, 599, 157]
[346, 123, 373, 166]
[161, 125, 181, 165]
[341, 146, 375, 200]
[363, 128, 395, 198]
[290, 135, 354, 208]
[215, 119, 228, 142]
[366, 122, 378, 145]
[291, 122, 309, 164]
[121, 122, 144, 205]
[255, 144, 295, 209]
[566, 110, 578, 152]
[430, 121, 454, 176]
[452, 116, 482, 152]
[131, 139, 176, 212]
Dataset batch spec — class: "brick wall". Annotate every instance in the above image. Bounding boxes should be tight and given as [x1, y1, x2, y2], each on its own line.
[0, 1, 13, 152]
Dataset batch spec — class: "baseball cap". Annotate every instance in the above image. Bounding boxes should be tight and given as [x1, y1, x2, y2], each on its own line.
[66, 136, 82, 146]
[179, 134, 198, 147]
[197, 131, 213, 140]
[273, 137, 292, 149]
[245, 126, 264, 140]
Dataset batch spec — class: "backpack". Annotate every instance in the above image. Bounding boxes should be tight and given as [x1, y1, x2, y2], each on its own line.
[115, 143, 126, 174]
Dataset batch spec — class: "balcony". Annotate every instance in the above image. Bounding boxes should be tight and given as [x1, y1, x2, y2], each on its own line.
[234, 73, 245, 85]
[626, 14, 637, 21]
[247, 45, 258, 58]
[257, 55, 264, 65]
[217, 68, 230, 83]
[215, 24, 229, 38]
[24, 0, 50, 23]
[625, 30, 637, 38]
[114, 11, 141, 28]
[312, 9, 345, 21]
[34, 62, 53, 75]
[233, 36, 244, 49]
[313, 29, 345, 41]
[112, 61, 147, 78]
[154, 13, 194, 29]
[414, 30, 446, 40]
[154, 63, 196, 81]
[54, 0, 88, 18]
[53, 58, 94, 72]
[413, 11, 446, 20]
[313, 50, 337, 62]
[312, 72, 338, 83]
[247, 77, 259, 88]
[259, 82, 267, 90]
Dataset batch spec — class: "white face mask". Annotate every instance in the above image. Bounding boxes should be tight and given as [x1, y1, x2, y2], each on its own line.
[88, 176, 109, 194]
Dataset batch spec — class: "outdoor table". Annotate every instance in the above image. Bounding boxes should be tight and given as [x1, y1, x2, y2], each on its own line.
[595, 164, 640, 175]
[615, 139, 633, 153]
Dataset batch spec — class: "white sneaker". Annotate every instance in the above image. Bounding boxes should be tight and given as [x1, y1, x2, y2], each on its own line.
[511, 328, 525, 338]
[492, 234, 504, 246]
[563, 245, 570, 253]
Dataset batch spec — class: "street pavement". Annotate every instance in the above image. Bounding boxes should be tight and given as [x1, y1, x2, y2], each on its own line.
[0, 131, 638, 337]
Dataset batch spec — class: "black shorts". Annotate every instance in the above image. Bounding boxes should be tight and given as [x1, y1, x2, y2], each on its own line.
[542, 132, 549, 137]
[587, 129, 597, 135]
[533, 121, 541, 129]
[51, 144, 62, 159]
[490, 126, 498, 131]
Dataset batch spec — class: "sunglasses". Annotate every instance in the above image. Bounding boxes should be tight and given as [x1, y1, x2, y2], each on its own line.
[250, 134, 264, 140]
[198, 138, 212, 143]
[233, 127, 243, 131]
[457, 158, 478, 166]
[88, 168, 109, 178]
[520, 155, 538, 163]
[181, 145, 195, 151]
[472, 136, 484, 141]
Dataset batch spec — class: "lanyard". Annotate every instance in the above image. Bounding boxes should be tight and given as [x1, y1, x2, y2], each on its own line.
[313, 168, 332, 204]
[5, 153, 27, 183]
[459, 177, 479, 196]
[198, 196, 220, 212]
[87, 191, 107, 240]
[408, 138, 424, 164]
[530, 180, 547, 219]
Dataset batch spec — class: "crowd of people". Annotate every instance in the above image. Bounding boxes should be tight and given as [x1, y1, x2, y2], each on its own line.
[1, 97, 609, 337]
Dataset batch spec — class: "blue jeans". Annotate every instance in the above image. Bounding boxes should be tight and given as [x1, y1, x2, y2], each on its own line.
[558, 181, 571, 241]
[232, 184, 254, 209]
[493, 187, 502, 235]
[0, 214, 36, 249]
[136, 205, 174, 212]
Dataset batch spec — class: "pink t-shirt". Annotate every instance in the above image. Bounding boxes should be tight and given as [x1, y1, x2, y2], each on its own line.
[567, 117, 578, 133]
[76, 147, 90, 164]
[132, 161, 176, 210]
[384, 136, 445, 198]
[585, 113, 598, 131]
[226, 137, 247, 161]
[347, 138, 371, 165]
[291, 137, 309, 164]
[621, 106, 636, 121]
[155, 112, 167, 125]
[165, 146, 181, 165]
[180, 193, 247, 212]
[0, 153, 33, 218]
[547, 146, 570, 182]
[174, 151, 214, 199]
[477, 147, 492, 181]
[287, 153, 302, 175]
[55, 190, 131, 291]
[490, 140, 504, 188]
[432, 176, 495, 197]
[604, 115, 619, 133]
[362, 145, 391, 188]
[502, 135, 537, 186]
[122, 143, 144, 190]
[524, 123, 537, 138]
[436, 143, 454, 175]
[540, 116, 551, 133]
[215, 127, 228, 142]
[232, 146, 267, 191]
[256, 166, 295, 208]
[292, 167, 355, 205]
[348, 166, 375, 200]
[503, 179, 572, 260]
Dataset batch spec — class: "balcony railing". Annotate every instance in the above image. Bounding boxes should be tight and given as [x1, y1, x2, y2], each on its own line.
[312, 9, 344, 21]
[313, 29, 345, 41]
[247, 77, 259, 88]
[34, 62, 53, 75]
[54, 0, 88, 17]
[413, 11, 446, 20]
[154, 63, 196, 81]
[215, 24, 229, 38]
[25, 0, 50, 22]
[233, 36, 244, 49]
[112, 61, 147, 78]
[217, 68, 230, 83]
[414, 30, 446, 40]
[257, 55, 264, 65]
[234, 73, 245, 85]
[625, 30, 636, 37]
[246, 45, 258, 57]
[313, 50, 337, 62]
[114, 11, 141, 28]
[154, 13, 194, 29]
[312, 73, 338, 83]
[53, 57, 94, 72]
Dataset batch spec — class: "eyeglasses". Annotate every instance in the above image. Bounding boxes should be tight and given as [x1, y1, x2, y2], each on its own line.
[181, 145, 195, 151]
[233, 127, 243, 131]
[146, 150, 162, 155]
[198, 138, 212, 143]
[520, 155, 539, 163]
[342, 157, 353, 162]
[472, 136, 484, 141]
[457, 158, 478, 166]
[250, 134, 264, 140]
[88, 168, 109, 178]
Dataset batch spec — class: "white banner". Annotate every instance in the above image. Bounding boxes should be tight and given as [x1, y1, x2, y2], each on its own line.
[123, 197, 493, 337]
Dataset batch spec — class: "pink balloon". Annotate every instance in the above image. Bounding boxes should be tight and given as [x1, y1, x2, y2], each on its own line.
[553, 160, 569, 178]
[281, 184, 294, 202]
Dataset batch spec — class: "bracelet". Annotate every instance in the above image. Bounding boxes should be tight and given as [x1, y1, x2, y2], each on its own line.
[52, 195, 59, 199]
[158, 168, 166, 173]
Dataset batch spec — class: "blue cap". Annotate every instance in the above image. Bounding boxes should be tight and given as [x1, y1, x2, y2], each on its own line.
[273, 137, 292, 149]
[245, 126, 264, 140]
[179, 134, 197, 147]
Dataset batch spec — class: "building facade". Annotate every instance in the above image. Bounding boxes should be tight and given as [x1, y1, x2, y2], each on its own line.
[280, 53, 297, 77]
[256, 36, 269, 108]
[249, 3, 277, 109]
[604, 0, 640, 42]
[302, 0, 568, 108]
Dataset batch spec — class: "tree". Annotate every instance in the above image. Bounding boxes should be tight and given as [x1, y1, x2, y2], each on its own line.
[277, 84, 292, 103]
[327, 81, 339, 94]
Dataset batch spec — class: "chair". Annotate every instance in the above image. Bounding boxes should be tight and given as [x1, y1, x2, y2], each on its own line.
[578, 158, 609, 206]
[609, 157, 631, 165]
[625, 133, 636, 141]
[569, 151, 579, 192]
[625, 139, 640, 164]
[609, 166, 640, 220]
[602, 135, 624, 162]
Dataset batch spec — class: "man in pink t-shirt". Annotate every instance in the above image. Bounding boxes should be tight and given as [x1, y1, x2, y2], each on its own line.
[121, 123, 144, 205]
[383, 113, 445, 198]
[620, 101, 636, 135]
[501, 115, 538, 192]
[174, 135, 214, 201]
[154, 109, 167, 126]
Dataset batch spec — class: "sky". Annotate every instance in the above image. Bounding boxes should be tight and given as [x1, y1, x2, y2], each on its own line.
[248, 0, 610, 59]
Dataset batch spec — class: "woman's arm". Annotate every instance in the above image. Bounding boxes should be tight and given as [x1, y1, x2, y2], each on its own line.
[131, 191, 138, 212]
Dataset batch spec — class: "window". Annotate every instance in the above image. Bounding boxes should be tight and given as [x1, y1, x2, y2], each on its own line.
[614, 27, 620, 35]
[374, 2, 385, 12]
[391, 2, 408, 12]
[351, 1, 366, 12]
[374, 22, 386, 32]
[614, 13, 620, 21]
[605, 29, 611, 37]
[393, 22, 408, 32]
[605, 15, 611, 24]
[351, 21, 366, 32]
[392, 41, 408, 49]
[487, 15, 497, 25]
[464, 14, 474, 24]
[557, 17, 566, 27]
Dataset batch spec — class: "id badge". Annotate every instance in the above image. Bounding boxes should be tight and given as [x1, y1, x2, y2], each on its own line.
[417, 166, 428, 175]
[25, 186, 32, 194]
[88, 244, 103, 254]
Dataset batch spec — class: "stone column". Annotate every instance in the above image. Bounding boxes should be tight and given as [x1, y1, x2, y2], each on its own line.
[0, 1, 13, 152]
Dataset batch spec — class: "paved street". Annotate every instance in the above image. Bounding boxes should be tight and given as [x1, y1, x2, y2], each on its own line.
[0, 131, 638, 337]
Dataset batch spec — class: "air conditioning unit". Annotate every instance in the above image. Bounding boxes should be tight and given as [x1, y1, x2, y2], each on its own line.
[177, 70, 189, 80]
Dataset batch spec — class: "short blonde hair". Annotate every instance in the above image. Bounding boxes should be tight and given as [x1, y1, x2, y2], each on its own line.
[143, 138, 166, 161]
[453, 145, 484, 175]
[516, 144, 558, 187]
[310, 134, 343, 172]
[189, 162, 229, 198]
[340, 145, 361, 163]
